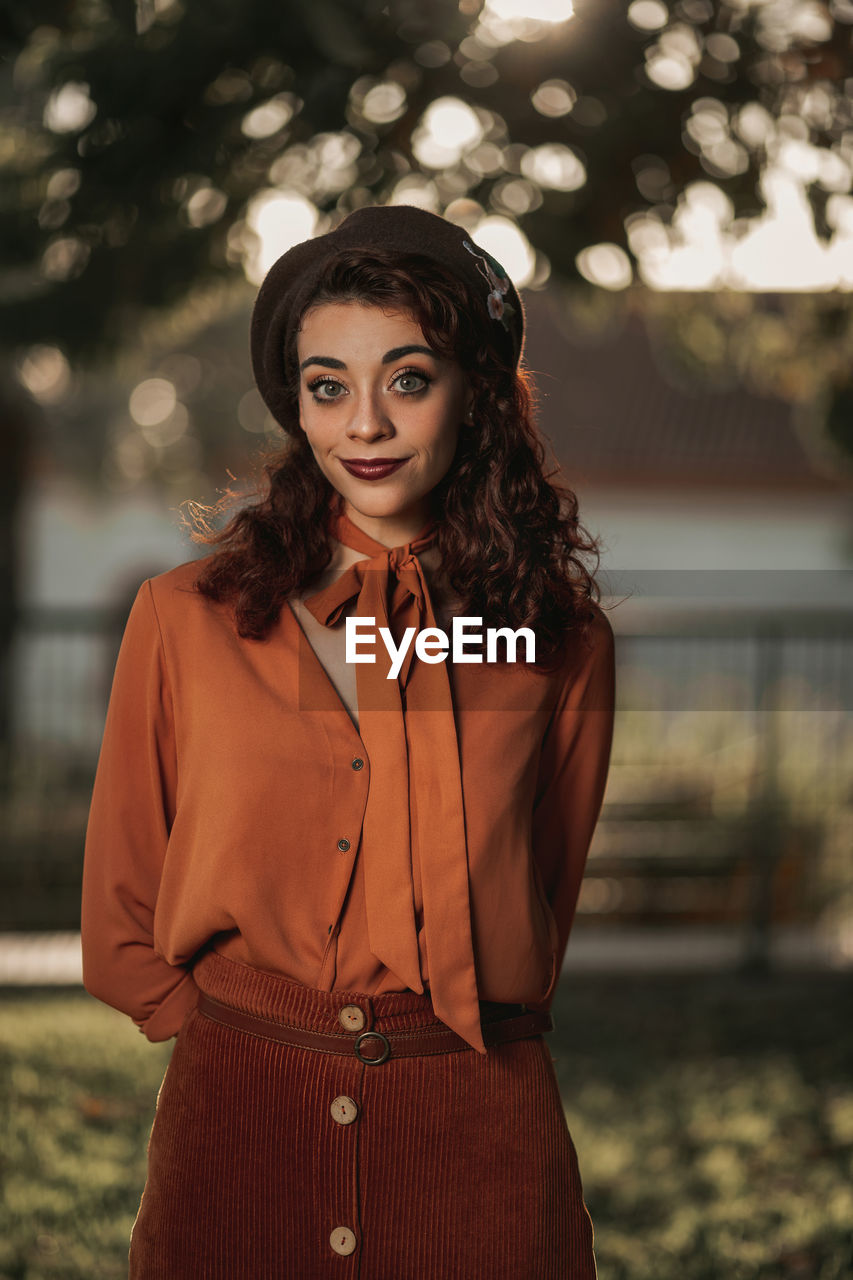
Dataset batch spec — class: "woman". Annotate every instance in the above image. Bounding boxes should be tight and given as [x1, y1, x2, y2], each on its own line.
[81, 204, 616, 1279]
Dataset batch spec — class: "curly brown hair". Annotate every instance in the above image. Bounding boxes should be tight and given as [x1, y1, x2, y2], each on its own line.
[185, 246, 605, 671]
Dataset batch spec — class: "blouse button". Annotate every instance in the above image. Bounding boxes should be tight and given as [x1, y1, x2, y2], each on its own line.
[329, 1226, 357, 1256]
[337, 837, 351, 851]
[330, 1095, 359, 1125]
[351, 757, 364, 770]
[339, 1004, 365, 1032]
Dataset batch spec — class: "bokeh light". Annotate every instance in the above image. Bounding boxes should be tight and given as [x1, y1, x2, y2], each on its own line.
[112, 431, 152, 484]
[625, 166, 853, 291]
[531, 80, 577, 118]
[750, 0, 834, 50]
[138, 403, 189, 449]
[135, 0, 182, 34]
[470, 215, 536, 287]
[729, 169, 850, 290]
[632, 182, 731, 289]
[413, 41, 452, 68]
[685, 99, 750, 178]
[627, 0, 669, 32]
[476, 0, 574, 45]
[465, 142, 504, 176]
[243, 190, 318, 284]
[267, 132, 361, 200]
[827, 194, 853, 235]
[16, 346, 71, 404]
[485, 0, 573, 22]
[40, 238, 90, 282]
[238, 389, 278, 434]
[576, 243, 633, 290]
[46, 169, 81, 200]
[734, 102, 775, 149]
[520, 143, 587, 191]
[705, 32, 740, 63]
[389, 177, 440, 210]
[184, 185, 228, 228]
[645, 24, 703, 90]
[129, 378, 177, 428]
[361, 82, 407, 125]
[412, 98, 484, 169]
[42, 82, 96, 134]
[241, 95, 296, 140]
[492, 178, 542, 215]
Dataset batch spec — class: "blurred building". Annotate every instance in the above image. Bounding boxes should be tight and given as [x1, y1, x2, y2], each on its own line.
[525, 289, 853, 601]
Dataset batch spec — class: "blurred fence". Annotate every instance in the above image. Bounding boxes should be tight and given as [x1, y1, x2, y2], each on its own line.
[1, 605, 127, 931]
[581, 605, 853, 970]
[1, 603, 852, 966]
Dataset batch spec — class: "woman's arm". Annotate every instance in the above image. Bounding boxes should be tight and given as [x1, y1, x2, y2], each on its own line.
[530, 607, 616, 993]
[81, 579, 198, 1041]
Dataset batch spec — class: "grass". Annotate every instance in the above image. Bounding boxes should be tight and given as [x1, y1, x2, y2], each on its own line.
[1, 972, 852, 1279]
[551, 971, 853, 1280]
[0, 991, 170, 1279]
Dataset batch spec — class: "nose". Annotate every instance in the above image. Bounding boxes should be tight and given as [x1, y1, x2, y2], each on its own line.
[345, 388, 394, 444]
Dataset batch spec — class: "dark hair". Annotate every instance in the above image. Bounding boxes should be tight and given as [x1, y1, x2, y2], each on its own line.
[185, 247, 606, 670]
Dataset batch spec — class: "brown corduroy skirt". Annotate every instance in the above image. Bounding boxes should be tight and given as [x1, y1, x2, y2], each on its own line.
[128, 949, 597, 1279]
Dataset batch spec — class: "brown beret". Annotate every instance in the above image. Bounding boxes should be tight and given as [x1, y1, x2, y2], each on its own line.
[250, 204, 525, 429]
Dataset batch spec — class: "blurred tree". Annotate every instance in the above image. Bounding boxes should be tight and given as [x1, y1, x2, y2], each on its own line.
[0, 0, 851, 736]
[2, 1, 850, 360]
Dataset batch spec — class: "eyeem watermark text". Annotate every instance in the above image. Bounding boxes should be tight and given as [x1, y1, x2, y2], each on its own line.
[345, 617, 536, 679]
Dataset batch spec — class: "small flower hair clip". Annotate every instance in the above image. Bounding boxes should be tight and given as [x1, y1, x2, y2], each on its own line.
[462, 239, 517, 335]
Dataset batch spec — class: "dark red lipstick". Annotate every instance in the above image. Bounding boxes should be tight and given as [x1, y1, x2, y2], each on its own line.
[340, 457, 409, 480]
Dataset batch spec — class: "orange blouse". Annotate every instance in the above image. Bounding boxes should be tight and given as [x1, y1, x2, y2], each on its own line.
[81, 515, 616, 1054]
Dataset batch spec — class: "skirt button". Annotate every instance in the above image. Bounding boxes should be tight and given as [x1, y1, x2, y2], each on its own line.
[330, 1226, 357, 1256]
[338, 1004, 365, 1032]
[330, 1095, 359, 1125]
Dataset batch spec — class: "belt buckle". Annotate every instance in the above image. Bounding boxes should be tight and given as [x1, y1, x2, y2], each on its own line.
[354, 1029, 391, 1064]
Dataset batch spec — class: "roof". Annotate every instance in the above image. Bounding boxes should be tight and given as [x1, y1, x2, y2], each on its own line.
[523, 288, 853, 493]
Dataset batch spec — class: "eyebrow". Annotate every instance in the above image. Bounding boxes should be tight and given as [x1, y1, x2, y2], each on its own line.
[299, 344, 438, 373]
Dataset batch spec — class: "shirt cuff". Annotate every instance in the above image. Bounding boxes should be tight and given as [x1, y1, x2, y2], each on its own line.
[136, 969, 200, 1041]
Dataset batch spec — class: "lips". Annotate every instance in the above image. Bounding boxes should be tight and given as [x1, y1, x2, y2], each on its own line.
[340, 457, 409, 480]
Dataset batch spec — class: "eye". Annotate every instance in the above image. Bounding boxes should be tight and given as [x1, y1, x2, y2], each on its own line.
[307, 377, 346, 402]
[392, 368, 432, 395]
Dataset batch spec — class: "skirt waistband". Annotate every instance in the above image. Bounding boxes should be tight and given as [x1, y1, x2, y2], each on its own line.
[191, 949, 534, 1040]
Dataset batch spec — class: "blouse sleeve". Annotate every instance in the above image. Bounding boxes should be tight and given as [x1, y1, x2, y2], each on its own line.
[530, 607, 616, 995]
[80, 578, 198, 1041]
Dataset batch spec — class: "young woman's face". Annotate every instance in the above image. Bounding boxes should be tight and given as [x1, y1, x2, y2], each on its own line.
[296, 301, 472, 547]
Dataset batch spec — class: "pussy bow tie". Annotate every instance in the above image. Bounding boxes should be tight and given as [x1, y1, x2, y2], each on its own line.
[302, 506, 485, 1054]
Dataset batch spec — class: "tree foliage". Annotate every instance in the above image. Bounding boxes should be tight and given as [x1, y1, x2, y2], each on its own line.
[1, 0, 850, 361]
